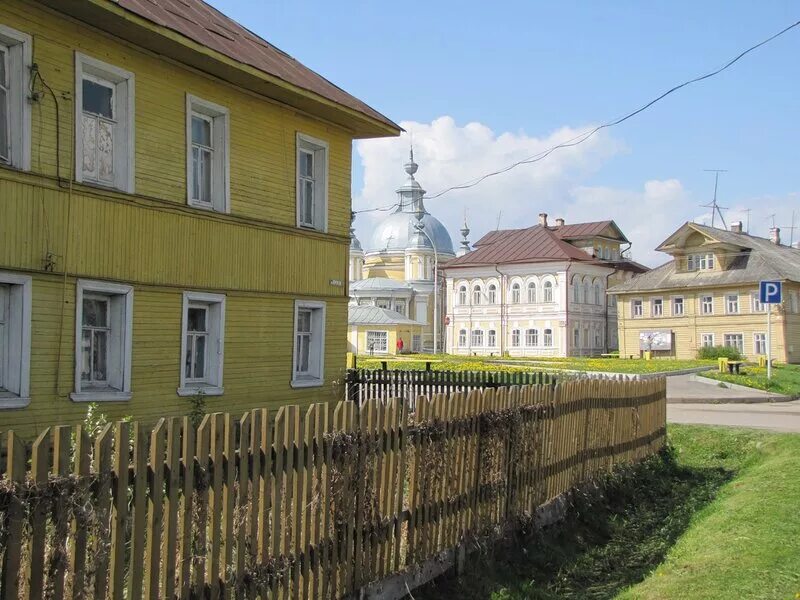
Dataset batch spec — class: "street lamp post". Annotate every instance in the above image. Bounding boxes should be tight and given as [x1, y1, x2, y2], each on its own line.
[413, 211, 440, 354]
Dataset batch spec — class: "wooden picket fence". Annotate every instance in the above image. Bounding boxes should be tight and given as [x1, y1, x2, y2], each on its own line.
[0, 378, 666, 600]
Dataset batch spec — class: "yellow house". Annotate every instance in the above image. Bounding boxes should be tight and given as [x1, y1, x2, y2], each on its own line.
[610, 222, 800, 362]
[347, 305, 424, 356]
[0, 0, 399, 436]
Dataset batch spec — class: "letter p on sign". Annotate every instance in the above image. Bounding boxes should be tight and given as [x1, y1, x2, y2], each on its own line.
[760, 280, 782, 304]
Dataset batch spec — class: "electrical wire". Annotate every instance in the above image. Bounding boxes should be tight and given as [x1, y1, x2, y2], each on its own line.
[425, 19, 800, 201]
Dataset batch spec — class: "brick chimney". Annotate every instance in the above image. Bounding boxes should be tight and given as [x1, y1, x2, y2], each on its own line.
[730, 221, 743, 233]
[555, 217, 565, 227]
[538, 213, 548, 227]
[770, 227, 781, 245]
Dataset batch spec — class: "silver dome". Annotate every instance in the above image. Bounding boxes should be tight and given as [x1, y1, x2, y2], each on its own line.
[368, 211, 455, 255]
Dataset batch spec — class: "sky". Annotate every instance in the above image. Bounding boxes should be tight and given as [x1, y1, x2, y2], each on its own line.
[208, 0, 799, 266]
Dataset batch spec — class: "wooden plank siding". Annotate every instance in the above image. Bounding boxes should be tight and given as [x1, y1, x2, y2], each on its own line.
[0, 0, 383, 435]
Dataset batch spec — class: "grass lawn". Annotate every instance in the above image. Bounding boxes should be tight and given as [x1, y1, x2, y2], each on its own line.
[699, 362, 800, 397]
[356, 354, 715, 375]
[415, 425, 800, 600]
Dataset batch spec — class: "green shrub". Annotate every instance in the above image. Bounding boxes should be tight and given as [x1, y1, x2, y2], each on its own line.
[697, 345, 742, 360]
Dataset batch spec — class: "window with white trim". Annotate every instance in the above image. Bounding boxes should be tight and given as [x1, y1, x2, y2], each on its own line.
[487, 329, 496, 347]
[527, 282, 536, 303]
[471, 329, 484, 347]
[573, 281, 580, 303]
[394, 299, 406, 316]
[488, 284, 497, 304]
[594, 284, 602, 305]
[511, 329, 520, 347]
[724, 333, 743, 353]
[0, 272, 31, 407]
[472, 285, 482, 305]
[75, 53, 134, 192]
[543, 328, 553, 347]
[672, 296, 684, 316]
[701, 295, 713, 315]
[0, 25, 31, 170]
[751, 293, 765, 313]
[725, 294, 739, 314]
[701, 333, 714, 347]
[458, 329, 467, 347]
[543, 281, 554, 303]
[526, 328, 538, 347]
[73, 280, 133, 401]
[687, 253, 714, 271]
[573, 328, 580, 348]
[632, 299, 643, 318]
[754, 333, 766, 355]
[292, 300, 326, 387]
[652, 298, 663, 317]
[296, 133, 328, 231]
[187, 95, 229, 212]
[458, 286, 467, 305]
[511, 283, 521, 304]
[178, 292, 225, 396]
[366, 331, 388, 354]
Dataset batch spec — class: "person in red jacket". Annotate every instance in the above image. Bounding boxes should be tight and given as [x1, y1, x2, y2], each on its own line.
[396, 337, 404, 354]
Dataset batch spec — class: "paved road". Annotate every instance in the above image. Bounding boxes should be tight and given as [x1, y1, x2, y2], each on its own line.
[666, 373, 787, 403]
[668, 400, 800, 432]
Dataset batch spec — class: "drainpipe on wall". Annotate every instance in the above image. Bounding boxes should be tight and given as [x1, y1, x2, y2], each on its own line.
[493, 264, 506, 356]
[605, 272, 612, 354]
[565, 263, 572, 357]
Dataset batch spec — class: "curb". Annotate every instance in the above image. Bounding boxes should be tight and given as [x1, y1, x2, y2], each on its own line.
[667, 396, 797, 405]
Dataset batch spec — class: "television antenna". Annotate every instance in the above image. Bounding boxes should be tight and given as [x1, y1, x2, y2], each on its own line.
[701, 169, 729, 229]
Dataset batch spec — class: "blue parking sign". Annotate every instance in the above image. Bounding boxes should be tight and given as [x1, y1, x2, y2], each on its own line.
[760, 280, 782, 304]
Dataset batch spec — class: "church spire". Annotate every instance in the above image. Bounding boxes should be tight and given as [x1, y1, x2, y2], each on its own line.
[457, 213, 471, 256]
[396, 140, 426, 213]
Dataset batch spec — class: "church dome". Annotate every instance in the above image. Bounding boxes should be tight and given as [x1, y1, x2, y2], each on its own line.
[366, 151, 455, 255]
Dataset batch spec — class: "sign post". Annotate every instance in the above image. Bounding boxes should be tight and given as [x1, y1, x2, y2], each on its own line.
[759, 281, 782, 380]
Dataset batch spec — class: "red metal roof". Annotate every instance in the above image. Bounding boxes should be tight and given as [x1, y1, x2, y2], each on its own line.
[447, 225, 600, 268]
[116, 0, 398, 130]
[552, 220, 629, 242]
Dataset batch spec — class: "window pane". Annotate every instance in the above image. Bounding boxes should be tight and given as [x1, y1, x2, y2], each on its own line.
[0, 87, 8, 162]
[92, 330, 108, 382]
[298, 310, 312, 333]
[188, 307, 207, 332]
[300, 150, 313, 177]
[98, 120, 114, 182]
[82, 78, 114, 118]
[83, 298, 108, 327]
[193, 335, 206, 378]
[82, 115, 98, 175]
[297, 336, 310, 372]
[184, 335, 193, 379]
[303, 180, 314, 223]
[192, 115, 211, 146]
[81, 329, 92, 382]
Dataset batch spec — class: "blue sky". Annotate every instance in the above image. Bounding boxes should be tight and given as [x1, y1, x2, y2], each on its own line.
[208, 0, 799, 264]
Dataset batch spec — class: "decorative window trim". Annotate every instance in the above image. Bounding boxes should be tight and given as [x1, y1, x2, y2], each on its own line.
[753, 332, 767, 355]
[177, 291, 225, 397]
[0, 271, 32, 408]
[186, 94, 230, 213]
[0, 24, 32, 171]
[296, 132, 329, 232]
[71, 279, 133, 402]
[725, 293, 739, 315]
[291, 300, 326, 388]
[74, 52, 135, 193]
[652, 297, 663, 317]
[632, 298, 643, 318]
[487, 329, 497, 347]
[723, 332, 744, 353]
[671, 296, 684, 316]
[458, 329, 467, 347]
[365, 330, 389, 355]
[700, 295, 714, 315]
[700, 333, 715, 347]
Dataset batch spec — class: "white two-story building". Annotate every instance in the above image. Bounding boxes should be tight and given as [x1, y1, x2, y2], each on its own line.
[443, 214, 647, 357]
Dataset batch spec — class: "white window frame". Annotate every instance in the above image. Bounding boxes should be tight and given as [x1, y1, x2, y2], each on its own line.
[652, 297, 663, 317]
[672, 296, 684, 316]
[527, 282, 536, 304]
[394, 299, 407, 316]
[458, 329, 467, 347]
[544, 281, 554, 303]
[511, 329, 520, 347]
[0, 272, 32, 408]
[751, 294, 766, 313]
[74, 52, 135, 193]
[725, 293, 739, 315]
[296, 132, 329, 232]
[723, 333, 744, 354]
[472, 286, 482, 305]
[754, 333, 766, 355]
[511, 283, 521, 304]
[488, 284, 497, 304]
[72, 279, 133, 402]
[632, 299, 643, 318]
[487, 329, 497, 347]
[701, 295, 714, 315]
[186, 94, 230, 213]
[178, 291, 225, 397]
[458, 286, 467, 306]
[291, 300, 326, 388]
[526, 328, 538, 347]
[471, 329, 484, 347]
[543, 328, 553, 347]
[701, 333, 715, 348]
[365, 330, 388, 355]
[0, 24, 32, 171]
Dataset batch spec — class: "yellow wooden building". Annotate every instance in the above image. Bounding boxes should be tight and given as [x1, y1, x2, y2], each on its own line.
[0, 0, 399, 435]
[610, 222, 800, 362]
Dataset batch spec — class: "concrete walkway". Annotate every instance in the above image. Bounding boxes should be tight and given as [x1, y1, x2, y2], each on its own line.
[666, 373, 790, 404]
[668, 400, 800, 433]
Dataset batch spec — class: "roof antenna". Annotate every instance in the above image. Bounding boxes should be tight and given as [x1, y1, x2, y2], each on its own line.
[780, 211, 797, 246]
[743, 208, 752, 233]
[701, 169, 728, 229]
[495, 210, 502, 231]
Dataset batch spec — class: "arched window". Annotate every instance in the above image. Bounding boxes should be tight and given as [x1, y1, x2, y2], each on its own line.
[544, 281, 554, 303]
[594, 284, 602, 305]
[472, 285, 482, 305]
[583, 283, 590, 304]
[526, 328, 538, 346]
[458, 329, 467, 346]
[511, 283, 521, 304]
[458, 286, 467, 305]
[527, 282, 536, 303]
[487, 329, 497, 347]
[511, 329, 520, 347]
[471, 329, 484, 347]
[488, 284, 497, 304]
[543, 328, 553, 347]
[573, 281, 580, 303]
